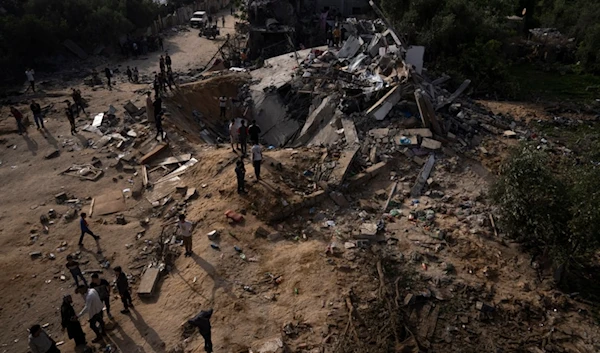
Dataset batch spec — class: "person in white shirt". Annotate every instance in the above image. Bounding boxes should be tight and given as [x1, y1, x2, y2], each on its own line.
[178, 214, 194, 256]
[76, 286, 105, 343]
[218, 96, 227, 118]
[228, 118, 238, 152]
[251, 142, 262, 181]
[25, 69, 35, 92]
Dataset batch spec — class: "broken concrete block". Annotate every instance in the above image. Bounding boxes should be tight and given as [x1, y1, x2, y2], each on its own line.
[115, 215, 127, 225]
[360, 223, 378, 236]
[45, 150, 60, 159]
[402, 148, 415, 158]
[369, 146, 378, 164]
[29, 251, 42, 258]
[404, 293, 415, 306]
[268, 232, 282, 242]
[475, 301, 495, 312]
[207, 230, 219, 241]
[251, 336, 286, 353]
[420, 138, 442, 150]
[123, 101, 140, 115]
[55, 192, 68, 204]
[368, 128, 390, 139]
[413, 156, 426, 166]
[401, 128, 433, 138]
[503, 130, 517, 138]
[329, 191, 349, 208]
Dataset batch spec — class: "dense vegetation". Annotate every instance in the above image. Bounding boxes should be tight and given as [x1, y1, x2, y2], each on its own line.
[491, 143, 600, 296]
[381, 0, 600, 98]
[0, 0, 163, 82]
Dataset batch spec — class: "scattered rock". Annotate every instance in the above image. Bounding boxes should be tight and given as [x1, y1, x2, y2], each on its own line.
[45, 150, 60, 159]
[115, 214, 127, 225]
[55, 192, 68, 204]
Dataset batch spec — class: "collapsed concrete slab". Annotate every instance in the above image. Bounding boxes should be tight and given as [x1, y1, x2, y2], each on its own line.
[366, 86, 402, 120]
[295, 96, 336, 146]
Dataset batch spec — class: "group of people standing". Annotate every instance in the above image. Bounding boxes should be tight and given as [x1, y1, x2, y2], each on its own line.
[154, 52, 176, 96]
[30, 264, 133, 352]
[230, 119, 263, 194]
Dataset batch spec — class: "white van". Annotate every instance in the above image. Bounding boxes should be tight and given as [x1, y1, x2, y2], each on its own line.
[190, 11, 208, 28]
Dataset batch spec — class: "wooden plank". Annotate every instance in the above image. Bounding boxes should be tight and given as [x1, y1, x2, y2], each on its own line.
[341, 118, 360, 146]
[93, 190, 127, 216]
[328, 146, 359, 186]
[140, 142, 168, 165]
[153, 154, 192, 166]
[383, 181, 398, 212]
[137, 267, 160, 297]
[155, 158, 198, 184]
[142, 165, 149, 187]
[89, 198, 95, 217]
[410, 154, 435, 197]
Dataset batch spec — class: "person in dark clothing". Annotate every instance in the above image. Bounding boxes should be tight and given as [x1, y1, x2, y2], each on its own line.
[235, 159, 246, 194]
[153, 75, 160, 97]
[165, 53, 172, 70]
[187, 309, 214, 353]
[166, 68, 175, 90]
[158, 36, 164, 51]
[158, 72, 168, 92]
[237, 120, 248, 155]
[104, 67, 112, 90]
[10, 106, 26, 135]
[29, 324, 60, 353]
[208, 15, 213, 25]
[66, 101, 77, 135]
[60, 295, 86, 347]
[126, 66, 133, 82]
[66, 254, 88, 287]
[222, 16, 225, 27]
[29, 100, 44, 129]
[78, 213, 100, 253]
[155, 111, 165, 141]
[248, 120, 261, 144]
[159, 55, 166, 73]
[90, 273, 112, 319]
[114, 266, 133, 314]
[71, 88, 86, 116]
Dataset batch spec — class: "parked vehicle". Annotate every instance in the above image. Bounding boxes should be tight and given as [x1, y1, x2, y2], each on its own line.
[190, 11, 208, 28]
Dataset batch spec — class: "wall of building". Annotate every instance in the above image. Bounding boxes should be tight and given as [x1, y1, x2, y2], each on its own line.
[315, 0, 369, 16]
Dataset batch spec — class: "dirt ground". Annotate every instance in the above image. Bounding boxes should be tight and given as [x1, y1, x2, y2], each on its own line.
[1, 11, 600, 353]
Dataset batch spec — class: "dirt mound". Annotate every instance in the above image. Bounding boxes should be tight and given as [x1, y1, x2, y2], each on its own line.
[165, 73, 250, 144]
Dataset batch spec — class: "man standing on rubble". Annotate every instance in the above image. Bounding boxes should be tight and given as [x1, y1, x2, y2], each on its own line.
[154, 98, 166, 141]
[66, 101, 77, 135]
[218, 96, 228, 118]
[165, 52, 172, 70]
[114, 266, 134, 314]
[248, 120, 261, 144]
[153, 75, 161, 97]
[238, 120, 249, 156]
[10, 106, 26, 135]
[29, 100, 45, 129]
[251, 141, 262, 181]
[187, 308, 214, 353]
[333, 27, 341, 47]
[76, 285, 105, 343]
[90, 273, 113, 320]
[178, 214, 194, 257]
[126, 66, 133, 82]
[71, 88, 87, 116]
[229, 118, 239, 152]
[235, 158, 247, 194]
[104, 67, 113, 90]
[159, 55, 166, 73]
[25, 68, 36, 92]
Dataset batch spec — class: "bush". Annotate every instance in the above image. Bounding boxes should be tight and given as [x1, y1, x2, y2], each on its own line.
[491, 144, 600, 289]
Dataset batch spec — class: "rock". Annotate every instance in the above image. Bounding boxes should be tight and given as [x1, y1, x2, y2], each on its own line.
[63, 209, 77, 221]
[255, 226, 270, 238]
[268, 232, 282, 242]
[29, 251, 42, 258]
[360, 223, 378, 236]
[207, 230, 219, 241]
[45, 150, 60, 159]
[115, 215, 127, 225]
[475, 301, 495, 312]
[404, 293, 415, 306]
[55, 192, 68, 204]
[329, 191, 349, 208]
[251, 336, 286, 353]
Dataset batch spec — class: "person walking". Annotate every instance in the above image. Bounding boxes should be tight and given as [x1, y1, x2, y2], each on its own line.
[78, 212, 100, 252]
[218, 96, 227, 118]
[165, 68, 174, 91]
[158, 36, 164, 51]
[28, 324, 60, 353]
[76, 285, 105, 343]
[238, 120, 248, 156]
[132, 42, 138, 58]
[66, 255, 88, 287]
[153, 97, 165, 140]
[248, 120, 261, 144]
[133, 67, 139, 83]
[153, 75, 160, 97]
[222, 16, 225, 28]
[90, 273, 112, 320]
[146, 92, 155, 123]
[104, 67, 113, 90]
[30, 100, 45, 129]
[165, 52, 172, 70]
[10, 106, 26, 135]
[251, 142, 262, 181]
[235, 159, 247, 194]
[66, 101, 77, 135]
[230, 5, 234, 15]
[60, 295, 86, 347]
[178, 214, 194, 257]
[25, 68, 36, 92]
[158, 72, 167, 92]
[114, 266, 134, 314]
[187, 309, 214, 353]
[126, 66, 133, 82]
[71, 88, 87, 116]
[228, 118, 238, 152]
